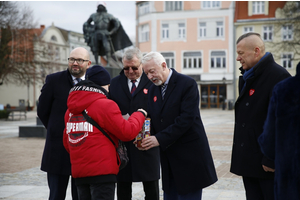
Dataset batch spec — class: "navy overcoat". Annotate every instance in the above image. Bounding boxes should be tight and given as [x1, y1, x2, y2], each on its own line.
[258, 63, 300, 200]
[109, 70, 160, 182]
[38, 69, 73, 175]
[147, 68, 217, 195]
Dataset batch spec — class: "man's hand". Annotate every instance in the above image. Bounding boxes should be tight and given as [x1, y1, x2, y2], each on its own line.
[262, 165, 275, 172]
[138, 136, 159, 151]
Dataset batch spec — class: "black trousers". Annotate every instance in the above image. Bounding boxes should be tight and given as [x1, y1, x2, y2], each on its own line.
[117, 180, 159, 200]
[77, 182, 115, 200]
[242, 176, 274, 200]
[47, 173, 78, 200]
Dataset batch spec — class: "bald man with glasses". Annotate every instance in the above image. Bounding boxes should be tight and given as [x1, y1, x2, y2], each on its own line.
[38, 47, 91, 200]
[108, 47, 160, 200]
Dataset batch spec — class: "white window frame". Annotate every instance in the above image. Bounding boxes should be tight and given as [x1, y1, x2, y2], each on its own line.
[281, 53, 293, 69]
[139, 24, 149, 43]
[138, 2, 150, 16]
[183, 52, 202, 69]
[216, 21, 224, 37]
[165, 1, 183, 11]
[199, 22, 206, 38]
[252, 1, 265, 14]
[178, 23, 186, 39]
[162, 23, 169, 40]
[243, 26, 254, 33]
[161, 52, 175, 68]
[282, 25, 293, 41]
[210, 51, 226, 68]
[262, 25, 273, 41]
[202, 1, 221, 9]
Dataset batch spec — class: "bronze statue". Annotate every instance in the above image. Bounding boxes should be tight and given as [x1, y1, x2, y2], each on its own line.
[83, 3, 132, 67]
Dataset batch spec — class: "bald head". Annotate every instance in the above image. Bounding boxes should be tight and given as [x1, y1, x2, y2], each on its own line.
[68, 47, 91, 78]
[236, 33, 266, 70]
[237, 33, 265, 55]
[70, 47, 90, 60]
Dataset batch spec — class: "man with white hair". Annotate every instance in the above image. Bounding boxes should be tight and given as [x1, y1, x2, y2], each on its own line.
[141, 52, 217, 200]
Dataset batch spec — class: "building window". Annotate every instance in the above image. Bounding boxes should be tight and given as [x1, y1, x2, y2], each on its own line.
[165, 1, 183, 11]
[139, 24, 149, 42]
[244, 26, 253, 33]
[252, 1, 265, 14]
[202, 1, 221, 9]
[282, 53, 293, 69]
[138, 2, 150, 16]
[211, 51, 226, 68]
[282, 25, 293, 41]
[161, 52, 175, 68]
[263, 26, 273, 41]
[216, 21, 224, 37]
[178, 23, 186, 39]
[55, 47, 60, 61]
[199, 22, 206, 38]
[162, 23, 169, 39]
[183, 52, 202, 69]
[51, 35, 57, 42]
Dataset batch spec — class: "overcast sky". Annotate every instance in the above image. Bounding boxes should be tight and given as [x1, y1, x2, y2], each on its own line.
[19, 1, 136, 40]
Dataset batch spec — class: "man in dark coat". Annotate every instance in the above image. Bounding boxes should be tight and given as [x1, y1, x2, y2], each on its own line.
[37, 47, 91, 200]
[108, 48, 160, 200]
[230, 32, 291, 200]
[258, 62, 300, 200]
[141, 52, 217, 199]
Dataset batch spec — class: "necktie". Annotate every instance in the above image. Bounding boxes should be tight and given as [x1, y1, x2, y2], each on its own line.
[131, 80, 136, 95]
[161, 84, 167, 100]
[74, 78, 82, 85]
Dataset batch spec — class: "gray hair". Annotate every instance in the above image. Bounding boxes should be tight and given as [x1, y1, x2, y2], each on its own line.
[122, 47, 143, 62]
[142, 52, 166, 67]
[236, 32, 261, 44]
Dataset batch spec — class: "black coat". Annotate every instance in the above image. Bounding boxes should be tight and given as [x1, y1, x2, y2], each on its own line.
[147, 69, 217, 195]
[108, 70, 160, 182]
[258, 63, 300, 200]
[37, 69, 73, 175]
[230, 53, 291, 178]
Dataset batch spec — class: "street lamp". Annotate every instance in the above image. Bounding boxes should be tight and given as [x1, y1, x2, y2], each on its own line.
[27, 79, 30, 111]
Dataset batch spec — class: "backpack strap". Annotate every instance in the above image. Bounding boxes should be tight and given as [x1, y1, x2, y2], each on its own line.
[81, 110, 116, 146]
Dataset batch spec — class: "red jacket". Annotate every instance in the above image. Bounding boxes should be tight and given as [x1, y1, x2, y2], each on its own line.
[63, 84, 145, 180]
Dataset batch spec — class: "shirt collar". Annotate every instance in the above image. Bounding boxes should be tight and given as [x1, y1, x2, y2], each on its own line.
[163, 68, 173, 85]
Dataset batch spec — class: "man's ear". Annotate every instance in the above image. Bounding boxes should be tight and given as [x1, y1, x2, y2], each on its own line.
[162, 62, 167, 70]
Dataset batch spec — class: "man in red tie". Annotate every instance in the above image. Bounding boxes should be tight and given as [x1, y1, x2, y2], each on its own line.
[109, 47, 160, 200]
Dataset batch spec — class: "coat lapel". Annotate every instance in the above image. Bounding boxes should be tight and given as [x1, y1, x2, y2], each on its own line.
[120, 74, 132, 99]
[161, 69, 177, 110]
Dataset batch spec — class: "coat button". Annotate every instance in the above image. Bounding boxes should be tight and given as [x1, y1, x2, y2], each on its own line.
[161, 119, 163, 122]
[242, 123, 245, 127]
[246, 102, 249, 106]
[241, 143, 244, 147]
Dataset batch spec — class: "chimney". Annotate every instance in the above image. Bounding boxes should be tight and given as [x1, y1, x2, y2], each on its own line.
[40, 25, 45, 30]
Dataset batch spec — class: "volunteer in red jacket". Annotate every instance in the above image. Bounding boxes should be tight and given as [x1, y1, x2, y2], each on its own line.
[63, 65, 147, 200]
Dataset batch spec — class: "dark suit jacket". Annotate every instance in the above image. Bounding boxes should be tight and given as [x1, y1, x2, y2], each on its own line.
[231, 53, 291, 179]
[37, 69, 73, 175]
[109, 70, 160, 182]
[147, 69, 217, 195]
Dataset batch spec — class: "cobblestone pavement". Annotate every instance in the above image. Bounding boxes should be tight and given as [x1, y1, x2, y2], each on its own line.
[0, 109, 246, 200]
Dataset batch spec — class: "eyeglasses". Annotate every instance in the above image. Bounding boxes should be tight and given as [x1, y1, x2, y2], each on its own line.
[68, 58, 89, 65]
[123, 66, 139, 71]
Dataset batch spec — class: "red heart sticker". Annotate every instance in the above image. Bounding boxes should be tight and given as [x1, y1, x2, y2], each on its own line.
[249, 89, 255, 96]
[153, 96, 157, 102]
[143, 88, 148, 94]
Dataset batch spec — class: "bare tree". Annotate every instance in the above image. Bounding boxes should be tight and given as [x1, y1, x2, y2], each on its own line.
[0, 1, 39, 86]
[269, 1, 300, 63]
